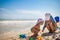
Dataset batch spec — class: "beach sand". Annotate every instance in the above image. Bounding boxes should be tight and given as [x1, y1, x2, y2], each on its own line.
[0, 28, 60, 40]
[0, 21, 60, 40]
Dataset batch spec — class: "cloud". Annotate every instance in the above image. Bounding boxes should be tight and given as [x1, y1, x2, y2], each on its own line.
[15, 9, 45, 19]
[0, 8, 42, 15]
[16, 9, 41, 14]
[0, 8, 44, 19]
[0, 8, 59, 20]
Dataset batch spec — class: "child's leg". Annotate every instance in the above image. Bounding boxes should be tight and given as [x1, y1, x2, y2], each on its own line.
[31, 33, 38, 38]
[49, 22, 57, 32]
[47, 24, 53, 33]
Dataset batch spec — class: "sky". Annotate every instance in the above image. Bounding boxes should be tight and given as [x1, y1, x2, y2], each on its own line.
[0, 0, 60, 20]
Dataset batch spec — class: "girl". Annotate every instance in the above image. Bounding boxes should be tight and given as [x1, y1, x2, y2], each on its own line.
[31, 18, 44, 38]
[42, 13, 57, 33]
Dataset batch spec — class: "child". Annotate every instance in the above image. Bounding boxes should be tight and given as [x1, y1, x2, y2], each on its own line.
[31, 18, 44, 38]
[42, 13, 57, 33]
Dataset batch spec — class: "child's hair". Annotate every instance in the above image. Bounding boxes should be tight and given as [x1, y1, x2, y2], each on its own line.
[36, 18, 43, 24]
[45, 13, 56, 23]
[45, 13, 51, 16]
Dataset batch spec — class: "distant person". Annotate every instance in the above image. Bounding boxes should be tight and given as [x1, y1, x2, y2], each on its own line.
[42, 13, 57, 33]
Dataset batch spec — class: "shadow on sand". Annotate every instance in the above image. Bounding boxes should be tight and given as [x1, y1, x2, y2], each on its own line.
[41, 31, 60, 37]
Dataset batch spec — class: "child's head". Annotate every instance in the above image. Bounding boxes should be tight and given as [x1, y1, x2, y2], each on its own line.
[45, 13, 51, 20]
[37, 18, 44, 25]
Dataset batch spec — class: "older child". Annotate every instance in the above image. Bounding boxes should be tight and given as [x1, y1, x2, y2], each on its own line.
[42, 13, 57, 33]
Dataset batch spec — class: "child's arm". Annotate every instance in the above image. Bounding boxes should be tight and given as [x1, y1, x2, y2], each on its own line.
[42, 21, 46, 32]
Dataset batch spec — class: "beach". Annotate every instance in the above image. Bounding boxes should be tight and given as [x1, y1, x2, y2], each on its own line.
[0, 20, 60, 40]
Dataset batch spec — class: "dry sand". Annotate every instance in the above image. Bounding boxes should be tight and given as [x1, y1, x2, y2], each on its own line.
[0, 28, 60, 40]
[0, 21, 60, 40]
